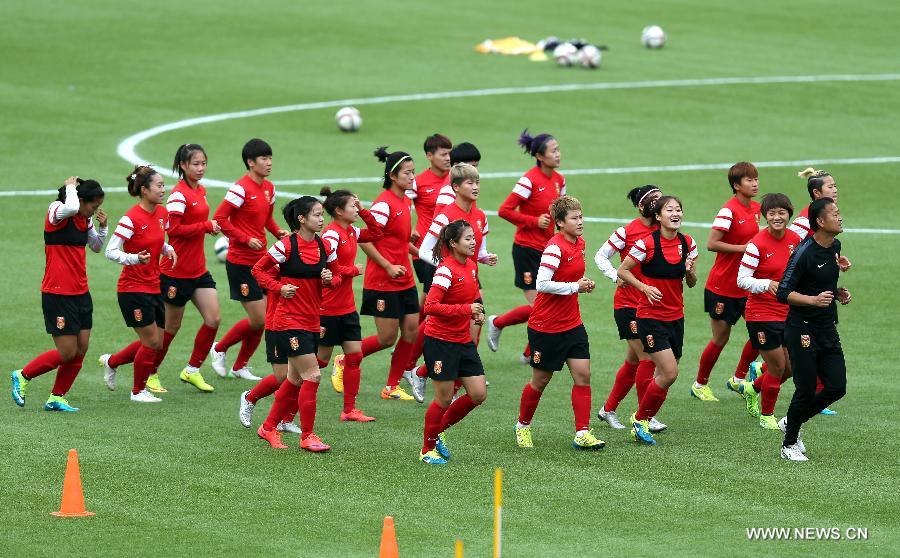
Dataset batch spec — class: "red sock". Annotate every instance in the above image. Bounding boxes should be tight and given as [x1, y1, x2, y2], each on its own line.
[439, 393, 479, 431]
[216, 319, 251, 353]
[361, 335, 384, 357]
[232, 327, 263, 371]
[133, 345, 157, 394]
[452, 379, 463, 397]
[22, 350, 62, 380]
[298, 381, 320, 440]
[604, 361, 639, 412]
[733, 340, 758, 380]
[51, 356, 83, 396]
[696, 341, 724, 385]
[815, 376, 824, 394]
[571, 385, 592, 431]
[109, 340, 141, 369]
[263, 380, 299, 431]
[386, 339, 414, 389]
[342, 352, 362, 413]
[517, 383, 543, 425]
[493, 305, 532, 329]
[636, 379, 669, 421]
[422, 400, 447, 453]
[188, 324, 218, 368]
[282, 395, 299, 424]
[760, 372, 782, 416]
[246, 373, 280, 404]
[634, 360, 655, 402]
[523, 343, 531, 358]
[153, 331, 176, 372]
[406, 323, 426, 370]
[316, 357, 328, 369]
[415, 364, 427, 378]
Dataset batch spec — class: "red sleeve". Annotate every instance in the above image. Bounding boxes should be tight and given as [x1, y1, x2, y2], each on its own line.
[251, 252, 283, 292]
[324, 258, 344, 290]
[213, 201, 250, 245]
[167, 212, 213, 239]
[498, 192, 539, 229]
[356, 209, 384, 243]
[423, 284, 471, 318]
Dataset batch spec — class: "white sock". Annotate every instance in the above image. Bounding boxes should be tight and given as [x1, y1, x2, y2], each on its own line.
[184, 365, 199, 373]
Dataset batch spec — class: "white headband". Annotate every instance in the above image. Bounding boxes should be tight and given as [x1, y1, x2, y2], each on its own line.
[638, 188, 661, 206]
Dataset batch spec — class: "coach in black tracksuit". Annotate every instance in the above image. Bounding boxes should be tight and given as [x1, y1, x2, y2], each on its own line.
[776, 197, 852, 454]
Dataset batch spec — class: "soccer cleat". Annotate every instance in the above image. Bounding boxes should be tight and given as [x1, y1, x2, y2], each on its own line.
[300, 433, 331, 452]
[420, 449, 448, 465]
[238, 391, 255, 427]
[573, 429, 606, 450]
[44, 395, 79, 412]
[11, 369, 28, 407]
[759, 414, 779, 430]
[486, 315, 502, 352]
[180, 368, 214, 392]
[515, 423, 533, 448]
[630, 413, 656, 445]
[739, 381, 761, 418]
[725, 376, 743, 397]
[276, 421, 302, 435]
[99, 354, 116, 391]
[257, 425, 287, 449]
[381, 386, 415, 401]
[403, 368, 426, 403]
[747, 361, 764, 382]
[780, 444, 808, 462]
[209, 345, 228, 378]
[777, 416, 806, 453]
[331, 354, 345, 393]
[130, 389, 162, 403]
[435, 432, 451, 459]
[690, 383, 719, 402]
[648, 416, 668, 433]
[819, 407, 838, 416]
[145, 373, 168, 393]
[231, 366, 262, 381]
[597, 407, 626, 430]
[340, 408, 376, 422]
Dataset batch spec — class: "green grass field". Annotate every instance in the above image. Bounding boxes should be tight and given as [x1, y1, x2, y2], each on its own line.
[2, 1, 899, 556]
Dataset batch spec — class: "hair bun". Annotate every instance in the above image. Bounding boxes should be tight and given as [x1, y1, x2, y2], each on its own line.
[319, 186, 333, 197]
[798, 167, 817, 179]
[373, 146, 390, 163]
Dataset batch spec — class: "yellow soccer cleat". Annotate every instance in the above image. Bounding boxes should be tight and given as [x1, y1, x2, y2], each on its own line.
[380, 386, 414, 401]
[331, 354, 345, 393]
[690, 382, 719, 402]
[145, 373, 168, 393]
[515, 423, 533, 448]
[179, 368, 214, 392]
[573, 429, 605, 450]
[759, 414, 779, 430]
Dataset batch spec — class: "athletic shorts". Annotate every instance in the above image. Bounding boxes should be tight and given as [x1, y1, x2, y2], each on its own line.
[704, 289, 746, 326]
[42, 292, 93, 336]
[320, 312, 362, 346]
[360, 287, 419, 319]
[265, 330, 289, 365]
[747, 320, 786, 351]
[637, 317, 685, 360]
[271, 329, 319, 358]
[226, 261, 264, 302]
[413, 258, 436, 293]
[613, 307, 640, 340]
[526, 324, 590, 373]
[160, 271, 216, 307]
[512, 243, 541, 291]
[117, 292, 165, 329]
[423, 336, 484, 381]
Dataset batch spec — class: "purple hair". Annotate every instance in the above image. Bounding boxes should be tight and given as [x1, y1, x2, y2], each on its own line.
[518, 129, 555, 165]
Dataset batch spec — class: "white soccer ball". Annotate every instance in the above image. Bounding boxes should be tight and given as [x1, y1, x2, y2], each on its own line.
[335, 106, 362, 132]
[641, 25, 666, 49]
[553, 42, 579, 67]
[214, 236, 229, 263]
[579, 45, 602, 69]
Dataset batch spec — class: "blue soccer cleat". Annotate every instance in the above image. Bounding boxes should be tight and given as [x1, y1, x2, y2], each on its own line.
[11, 369, 28, 407]
[44, 395, 79, 412]
[435, 432, 451, 460]
[630, 413, 657, 445]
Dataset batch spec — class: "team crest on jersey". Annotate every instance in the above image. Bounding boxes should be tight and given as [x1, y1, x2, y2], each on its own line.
[133, 309, 143, 322]
[167, 286, 177, 299]
[715, 302, 725, 315]
[646, 335, 655, 348]
[320, 326, 326, 339]
[788, 244, 795, 255]
[523, 272, 533, 285]
[554, 182, 560, 195]
[159, 218, 165, 230]
[434, 361, 442, 375]
[264, 190, 271, 203]
[677, 244, 684, 257]
[240, 283, 250, 297]
[56, 316, 65, 330]
[801, 334, 811, 348]
[376, 299, 386, 312]
[629, 321, 638, 334]
[532, 351, 541, 364]
[757, 331, 767, 345]
[289, 336, 300, 351]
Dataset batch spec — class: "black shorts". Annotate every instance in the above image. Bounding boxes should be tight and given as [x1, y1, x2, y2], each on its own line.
[413, 258, 436, 293]
[320, 312, 362, 346]
[42, 292, 93, 336]
[637, 318, 685, 360]
[613, 307, 640, 340]
[160, 271, 216, 307]
[423, 336, 484, 381]
[704, 289, 746, 325]
[118, 292, 165, 329]
[226, 261, 264, 302]
[512, 243, 541, 291]
[747, 321, 786, 351]
[360, 287, 419, 319]
[265, 330, 288, 365]
[526, 324, 590, 373]
[272, 329, 319, 358]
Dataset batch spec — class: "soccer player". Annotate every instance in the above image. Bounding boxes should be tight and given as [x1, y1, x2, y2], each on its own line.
[514, 196, 605, 451]
[775, 197, 851, 461]
[736, 193, 801, 429]
[357, 147, 420, 401]
[789, 168, 839, 241]
[210, 139, 288, 381]
[593, 185, 666, 432]
[252, 196, 343, 451]
[618, 196, 699, 445]
[103, 166, 176, 403]
[434, 142, 482, 209]
[419, 220, 488, 465]
[11, 177, 106, 412]
[489, 130, 565, 362]
[692, 162, 761, 402]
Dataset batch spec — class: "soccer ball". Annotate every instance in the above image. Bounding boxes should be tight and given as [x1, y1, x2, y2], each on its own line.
[641, 25, 666, 49]
[335, 107, 362, 132]
[579, 45, 602, 69]
[214, 236, 228, 263]
[553, 42, 579, 67]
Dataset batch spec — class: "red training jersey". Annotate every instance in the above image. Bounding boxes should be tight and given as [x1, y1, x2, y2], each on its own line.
[264, 284, 280, 330]
[214, 175, 280, 266]
[628, 233, 698, 321]
[408, 168, 451, 252]
[425, 202, 489, 266]
[424, 256, 480, 343]
[42, 207, 93, 295]
[498, 165, 565, 251]
[320, 209, 383, 316]
[788, 206, 812, 241]
[705, 196, 761, 298]
[113, 204, 169, 294]
[601, 219, 657, 310]
[363, 188, 416, 292]
[162, 180, 213, 279]
[528, 233, 586, 333]
[739, 228, 801, 322]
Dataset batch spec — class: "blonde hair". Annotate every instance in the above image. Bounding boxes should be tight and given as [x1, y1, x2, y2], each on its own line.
[450, 162, 479, 185]
[550, 195, 582, 223]
[798, 167, 829, 180]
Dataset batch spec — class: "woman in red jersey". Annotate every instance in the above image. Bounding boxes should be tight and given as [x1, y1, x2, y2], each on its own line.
[252, 196, 342, 452]
[593, 185, 666, 433]
[514, 196, 605, 451]
[618, 195, 699, 445]
[104, 166, 177, 403]
[419, 220, 487, 465]
[11, 177, 106, 412]
[692, 162, 761, 402]
[357, 147, 420, 401]
[210, 138, 288, 381]
[736, 193, 801, 429]
[488, 130, 565, 362]
[408, 134, 452, 303]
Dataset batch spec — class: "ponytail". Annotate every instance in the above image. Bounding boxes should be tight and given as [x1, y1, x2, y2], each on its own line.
[126, 165, 159, 197]
[320, 186, 355, 217]
[172, 143, 207, 178]
[433, 219, 472, 266]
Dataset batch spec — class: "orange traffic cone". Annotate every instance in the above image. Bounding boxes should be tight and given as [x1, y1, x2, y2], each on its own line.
[378, 515, 399, 558]
[51, 449, 94, 517]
